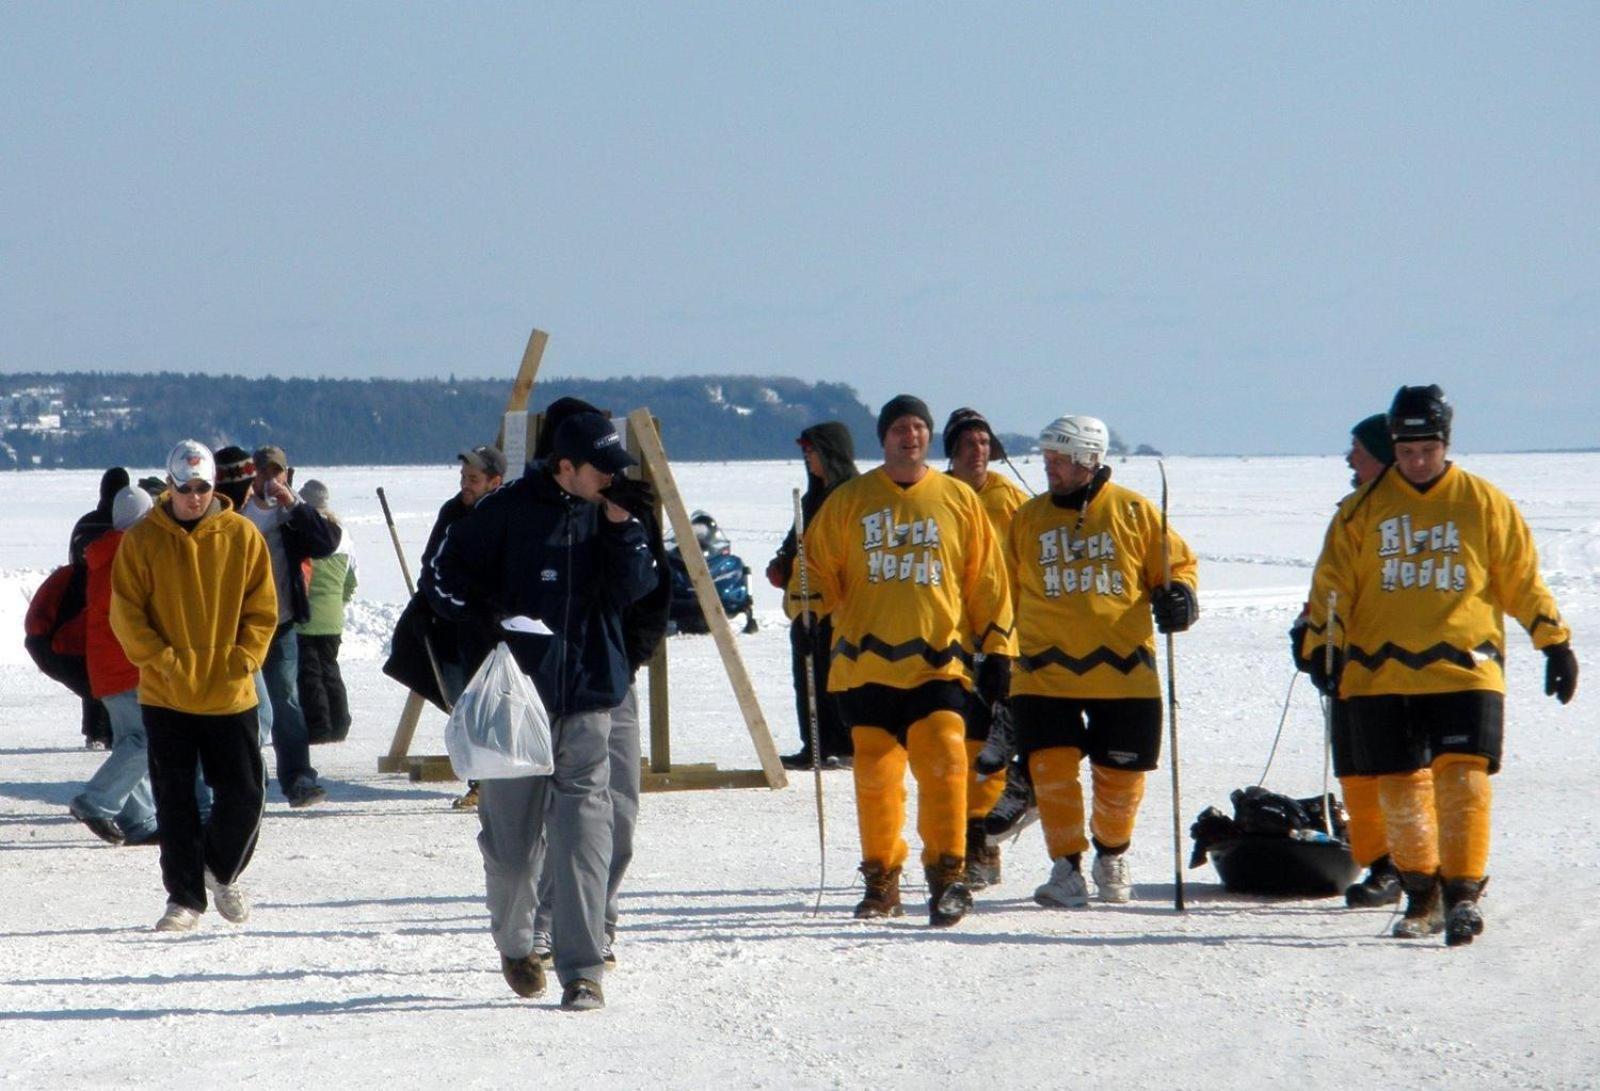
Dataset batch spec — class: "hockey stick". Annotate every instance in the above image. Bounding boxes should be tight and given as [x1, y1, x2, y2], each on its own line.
[377, 486, 452, 713]
[1158, 461, 1185, 913]
[794, 488, 827, 915]
[1320, 591, 1337, 835]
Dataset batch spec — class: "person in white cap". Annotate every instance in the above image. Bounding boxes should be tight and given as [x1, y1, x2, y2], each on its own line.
[110, 439, 278, 932]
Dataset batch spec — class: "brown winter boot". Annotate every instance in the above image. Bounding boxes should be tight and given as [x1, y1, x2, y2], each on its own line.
[964, 818, 1002, 891]
[854, 862, 905, 919]
[1444, 876, 1488, 948]
[1392, 870, 1444, 939]
[926, 854, 974, 928]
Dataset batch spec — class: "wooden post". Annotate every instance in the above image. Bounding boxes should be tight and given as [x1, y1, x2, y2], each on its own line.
[628, 408, 787, 789]
[496, 328, 548, 447]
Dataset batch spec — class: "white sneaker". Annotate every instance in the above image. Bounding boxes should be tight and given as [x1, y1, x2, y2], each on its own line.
[1091, 852, 1133, 904]
[205, 868, 251, 923]
[154, 902, 202, 932]
[1033, 856, 1089, 908]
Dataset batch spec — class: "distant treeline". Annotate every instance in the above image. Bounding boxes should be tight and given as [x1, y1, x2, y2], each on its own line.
[1, 372, 893, 469]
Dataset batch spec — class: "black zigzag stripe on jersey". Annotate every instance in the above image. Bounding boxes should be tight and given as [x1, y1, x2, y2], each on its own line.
[832, 634, 975, 670]
[1530, 613, 1563, 635]
[974, 621, 1015, 646]
[1017, 645, 1156, 676]
[1347, 640, 1504, 674]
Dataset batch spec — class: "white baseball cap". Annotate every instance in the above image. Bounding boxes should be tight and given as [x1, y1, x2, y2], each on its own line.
[166, 439, 216, 487]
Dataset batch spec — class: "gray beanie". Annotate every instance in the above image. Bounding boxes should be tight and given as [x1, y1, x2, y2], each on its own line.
[112, 486, 153, 531]
[300, 479, 330, 510]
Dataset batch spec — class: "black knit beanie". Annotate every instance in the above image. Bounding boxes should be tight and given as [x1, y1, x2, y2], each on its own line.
[876, 395, 934, 444]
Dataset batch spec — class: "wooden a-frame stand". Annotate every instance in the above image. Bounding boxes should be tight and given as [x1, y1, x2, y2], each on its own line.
[377, 328, 786, 792]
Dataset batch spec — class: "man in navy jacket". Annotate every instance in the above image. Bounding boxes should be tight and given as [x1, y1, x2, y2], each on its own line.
[422, 411, 656, 1011]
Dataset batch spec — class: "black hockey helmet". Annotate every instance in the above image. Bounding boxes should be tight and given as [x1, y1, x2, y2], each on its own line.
[1387, 384, 1452, 444]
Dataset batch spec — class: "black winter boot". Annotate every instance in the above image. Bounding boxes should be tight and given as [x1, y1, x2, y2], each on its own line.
[854, 862, 905, 919]
[963, 818, 1001, 890]
[1444, 876, 1488, 948]
[925, 854, 973, 928]
[1392, 870, 1444, 939]
[1345, 854, 1403, 908]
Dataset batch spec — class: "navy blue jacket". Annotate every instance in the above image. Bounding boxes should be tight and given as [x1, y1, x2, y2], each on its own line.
[421, 461, 657, 717]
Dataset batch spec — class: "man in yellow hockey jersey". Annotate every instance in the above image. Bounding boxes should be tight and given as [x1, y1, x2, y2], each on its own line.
[941, 407, 1030, 890]
[1303, 384, 1578, 946]
[804, 395, 1016, 927]
[1006, 416, 1198, 908]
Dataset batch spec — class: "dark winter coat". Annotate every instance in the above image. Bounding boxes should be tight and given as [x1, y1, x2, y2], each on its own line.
[770, 421, 859, 585]
[383, 492, 487, 711]
[243, 496, 342, 626]
[421, 461, 657, 717]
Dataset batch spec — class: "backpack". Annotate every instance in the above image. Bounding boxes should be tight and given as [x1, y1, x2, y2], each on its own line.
[24, 564, 92, 698]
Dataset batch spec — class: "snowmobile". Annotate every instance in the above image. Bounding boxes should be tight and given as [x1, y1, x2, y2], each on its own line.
[666, 510, 758, 635]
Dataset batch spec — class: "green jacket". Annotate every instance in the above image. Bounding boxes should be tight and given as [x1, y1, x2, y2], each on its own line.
[296, 549, 357, 637]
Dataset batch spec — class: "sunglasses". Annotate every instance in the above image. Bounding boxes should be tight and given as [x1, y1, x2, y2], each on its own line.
[173, 481, 214, 496]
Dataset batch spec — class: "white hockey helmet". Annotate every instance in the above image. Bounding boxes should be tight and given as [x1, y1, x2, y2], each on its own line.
[1038, 416, 1109, 468]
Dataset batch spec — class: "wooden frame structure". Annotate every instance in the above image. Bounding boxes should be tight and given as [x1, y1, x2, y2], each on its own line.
[378, 328, 786, 791]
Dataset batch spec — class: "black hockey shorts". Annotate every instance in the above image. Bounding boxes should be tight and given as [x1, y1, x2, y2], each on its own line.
[838, 681, 969, 748]
[1011, 695, 1163, 772]
[1345, 690, 1505, 776]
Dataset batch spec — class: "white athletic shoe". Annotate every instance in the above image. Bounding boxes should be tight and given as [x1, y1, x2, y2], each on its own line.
[1033, 856, 1089, 909]
[1091, 852, 1134, 904]
[205, 868, 251, 924]
[154, 902, 202, 932]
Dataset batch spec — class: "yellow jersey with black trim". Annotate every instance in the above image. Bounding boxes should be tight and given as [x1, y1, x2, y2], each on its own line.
[976, 472, 1030, 540]
[802, 466, 1016, 693]
[1302, 463, 1570, 697]
[1007, 479, 1198, 700]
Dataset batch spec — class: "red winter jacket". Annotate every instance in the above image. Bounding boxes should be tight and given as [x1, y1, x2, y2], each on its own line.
[84, 531, 139, 698]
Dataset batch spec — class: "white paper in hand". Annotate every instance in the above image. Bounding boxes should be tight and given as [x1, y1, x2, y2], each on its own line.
[444, 642, 554, 779]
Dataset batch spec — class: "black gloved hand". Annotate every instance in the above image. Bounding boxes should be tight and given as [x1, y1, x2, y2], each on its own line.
[976, 654, 1012, 707]
[1152, 582, 1199, 634]
[1288, 614, 1315, 674]
[1544, 643, 1578, 705]
[1308, 646, 1344, 698]
[600, 476, 657, 519]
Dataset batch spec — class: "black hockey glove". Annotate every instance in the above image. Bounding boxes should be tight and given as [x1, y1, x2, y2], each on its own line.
[600, 476, 657, 520]
[1307, 646, 1344, 698]
[1287, 614, 1315, 675]
[1543, 643, 1578, 705]
[976, 654, 1012, 707]
[1151, 582, 1199, 634]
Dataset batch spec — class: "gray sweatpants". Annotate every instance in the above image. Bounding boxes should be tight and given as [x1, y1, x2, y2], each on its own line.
[476, 708, 613, 985]
[534, 685, 641, 937]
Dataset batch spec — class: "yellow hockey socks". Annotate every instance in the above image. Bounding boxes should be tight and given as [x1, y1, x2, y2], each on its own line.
[1433, 753, 1492, 882]
[1378, 768, 1439, 876]
[1338, 774, 1389, 868]
[1030, 746, 1088, 860]
[1089, 764, 1146, 852]
[852, 726, 909, 870]
[907, 711, 969, 867]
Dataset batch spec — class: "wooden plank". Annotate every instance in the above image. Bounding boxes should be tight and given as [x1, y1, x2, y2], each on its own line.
[407, 755, 458, 783]
[646, 641, 671, 773]
[379, 690, 427, 773]
[628, 408, 787, 789]
[640, 768, 774, 793]
[496, 328, 549, 446]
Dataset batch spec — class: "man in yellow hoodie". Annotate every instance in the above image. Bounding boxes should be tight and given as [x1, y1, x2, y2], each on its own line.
[111, 439, 278, 933]
[803, 395, 1015, 927]
[1302, 385, 1578, 946]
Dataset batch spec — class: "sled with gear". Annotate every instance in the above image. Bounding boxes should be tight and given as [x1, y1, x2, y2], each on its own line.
[1190, 786, 1360, 897]
[666, 510, 757, 635]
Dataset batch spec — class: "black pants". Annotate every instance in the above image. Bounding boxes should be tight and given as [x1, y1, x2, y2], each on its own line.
[144, 705, 265, 912]
[790, 617, 851, 757]
[297, 633, 351, 743]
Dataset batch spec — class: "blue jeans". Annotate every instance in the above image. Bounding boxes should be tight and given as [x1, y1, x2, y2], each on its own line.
[74, 689, 158, 840]
[262, 624, 317, 796]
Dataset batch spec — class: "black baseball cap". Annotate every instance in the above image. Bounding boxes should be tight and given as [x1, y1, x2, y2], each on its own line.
[458, 444, 508, 478]
[551, 413, 637, 475]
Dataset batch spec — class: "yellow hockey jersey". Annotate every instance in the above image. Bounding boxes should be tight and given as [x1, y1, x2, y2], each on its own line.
[803, 466, 1015, 693]
[976, 472, 1030, 540]
[1302, 463, 1569, 697]
[1007, 479, 1198, 700]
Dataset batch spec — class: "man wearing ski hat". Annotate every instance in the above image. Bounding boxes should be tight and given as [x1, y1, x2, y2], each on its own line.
[1301, 384, 1579, 946]
[241, 444, 341, 807]
[802, 394, 1015, 927]
[110, 439, 277, 931]
[941, 407, 1030, 891]
[1290, 411, 1401, 908]
[213, 446, 256, 511]
[422, 409, 658, 1010]
[1002, 414, 1199, 910]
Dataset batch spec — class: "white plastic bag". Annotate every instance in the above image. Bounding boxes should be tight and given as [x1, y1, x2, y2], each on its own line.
[444, 642, 554, 779]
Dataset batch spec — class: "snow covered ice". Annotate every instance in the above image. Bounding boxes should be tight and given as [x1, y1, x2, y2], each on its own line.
[1, 454, 1596, 1088]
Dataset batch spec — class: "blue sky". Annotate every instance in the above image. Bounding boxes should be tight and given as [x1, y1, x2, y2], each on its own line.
[2, 5, 1595, 453]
